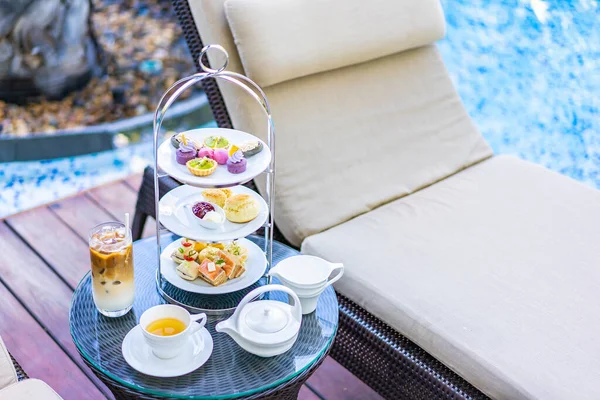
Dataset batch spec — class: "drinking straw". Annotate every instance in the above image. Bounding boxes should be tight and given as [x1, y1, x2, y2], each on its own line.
[125, 212, 130, 237]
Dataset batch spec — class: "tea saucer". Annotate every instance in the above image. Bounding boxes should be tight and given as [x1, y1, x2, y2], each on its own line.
[122, 326, 213, 377]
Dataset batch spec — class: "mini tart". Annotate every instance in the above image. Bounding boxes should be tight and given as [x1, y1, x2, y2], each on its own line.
[204, 136, 229, 149]
[186, 157, 217, 177]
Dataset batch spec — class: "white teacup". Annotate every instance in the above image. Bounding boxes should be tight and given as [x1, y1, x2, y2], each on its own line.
[139, 305, 207, 359]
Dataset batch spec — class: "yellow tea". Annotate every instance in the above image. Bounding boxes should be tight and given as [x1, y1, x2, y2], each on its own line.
[146, 318, 186, 336]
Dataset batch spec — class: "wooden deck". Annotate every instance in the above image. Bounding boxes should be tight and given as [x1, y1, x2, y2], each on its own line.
[0, 175, 382, 400]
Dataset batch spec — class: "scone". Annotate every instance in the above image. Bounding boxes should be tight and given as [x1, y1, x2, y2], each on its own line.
[224, 194, 259, 223]
[202, 189, 227, 208]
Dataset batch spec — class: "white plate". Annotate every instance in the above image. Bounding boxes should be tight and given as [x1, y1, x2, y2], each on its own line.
[122, 326, 213, 378]
[157, 128, 271, 188]
[161, 238, 267, 294]
[158, 185, 268, 242]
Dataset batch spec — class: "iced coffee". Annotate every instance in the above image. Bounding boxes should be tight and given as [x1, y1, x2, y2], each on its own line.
[89, 222, 135, 317]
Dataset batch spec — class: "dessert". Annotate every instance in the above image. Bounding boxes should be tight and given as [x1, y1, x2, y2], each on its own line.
[89, 223, 134, 316]
[202, 189, 228, 207]
[239, 140, 263, 157]
[176, 142, 197, 165]
[171, 133, 200, 150]
[225, 241, 248, 265]
[186, 157, 217, 176]
[228, 145, 239, 157]
[213, 148, 229, 165]
[227, 150, 247, 174]
[176, 260, 200, 280]
[198, 258, 228, 286]
[224, 194, 259, 223]
[204, 136, 229, 149]
[197, 146, 214, 159]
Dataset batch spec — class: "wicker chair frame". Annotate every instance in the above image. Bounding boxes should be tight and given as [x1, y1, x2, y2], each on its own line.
[10, 352, 28, 381]
[129, 1, 491, 398]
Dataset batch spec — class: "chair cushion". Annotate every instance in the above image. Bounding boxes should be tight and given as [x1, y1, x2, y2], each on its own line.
[302, 155, 600, 399]
[257, 45, 491, 246]
[224, 0, 446, 87]
[0, 337, 16, 390]
[0, 379, 62, 400]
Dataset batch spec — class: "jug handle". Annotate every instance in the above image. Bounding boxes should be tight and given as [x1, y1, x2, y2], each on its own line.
[233, 284, 303, 331]
[326, 263, 344, 287]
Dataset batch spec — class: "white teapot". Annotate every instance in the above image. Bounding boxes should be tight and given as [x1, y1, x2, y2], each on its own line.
[268, 255, 344, 314]
[215, 284, 302, 357]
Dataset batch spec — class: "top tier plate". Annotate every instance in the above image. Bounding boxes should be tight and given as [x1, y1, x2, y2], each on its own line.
[157, 128, 272, 188]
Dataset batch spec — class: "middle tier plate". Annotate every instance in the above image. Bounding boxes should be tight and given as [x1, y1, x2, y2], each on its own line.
[161, 237, 267, 294]
[159, 185, 268, 242]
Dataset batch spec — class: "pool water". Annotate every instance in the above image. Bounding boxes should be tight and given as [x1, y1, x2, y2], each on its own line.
[1, 0, 598, 218]
[439, 0, 599, 186]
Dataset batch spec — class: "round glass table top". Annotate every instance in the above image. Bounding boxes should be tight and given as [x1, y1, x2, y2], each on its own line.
[70, 235, 339, 399]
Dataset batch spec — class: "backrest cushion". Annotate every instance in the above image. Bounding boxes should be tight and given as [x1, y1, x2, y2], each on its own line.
[224, 0, 446, 87]
[187, 0, 493, 247]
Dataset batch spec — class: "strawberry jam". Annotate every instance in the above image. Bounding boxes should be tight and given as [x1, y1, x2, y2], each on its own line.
[191, 202, 215, 219]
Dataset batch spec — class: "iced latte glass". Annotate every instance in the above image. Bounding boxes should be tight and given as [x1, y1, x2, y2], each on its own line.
[89, 222, 135, 317]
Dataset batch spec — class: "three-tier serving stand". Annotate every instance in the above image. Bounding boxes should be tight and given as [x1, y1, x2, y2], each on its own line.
[151, 45, 275, 315]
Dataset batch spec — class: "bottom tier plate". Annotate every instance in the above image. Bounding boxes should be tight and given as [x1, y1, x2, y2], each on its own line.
[160, 237, 267, 295]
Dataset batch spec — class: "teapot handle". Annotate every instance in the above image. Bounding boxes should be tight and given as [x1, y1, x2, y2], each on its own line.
[326, 263, 344, 287]
[232, 284, 302, 331]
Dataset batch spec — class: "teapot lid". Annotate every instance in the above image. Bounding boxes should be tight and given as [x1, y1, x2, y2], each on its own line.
[219, 285, 303, 347]
[245, 303, 289, 334]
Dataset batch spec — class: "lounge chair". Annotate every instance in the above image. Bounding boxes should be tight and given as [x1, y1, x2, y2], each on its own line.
[0, 336, 62, 399]
[133, 0, 600, 398]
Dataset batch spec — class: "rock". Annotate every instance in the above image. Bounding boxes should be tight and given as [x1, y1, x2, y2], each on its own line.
[12, 119, 29, 136]
[111, 86, 127, 104]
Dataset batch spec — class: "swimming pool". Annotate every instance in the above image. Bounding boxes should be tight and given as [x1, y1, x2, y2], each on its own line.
[439, 0, 599, 185]
[1, 0, 598, 218]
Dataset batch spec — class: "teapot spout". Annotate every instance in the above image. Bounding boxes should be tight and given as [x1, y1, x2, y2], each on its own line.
[215, 320, 239, 338]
